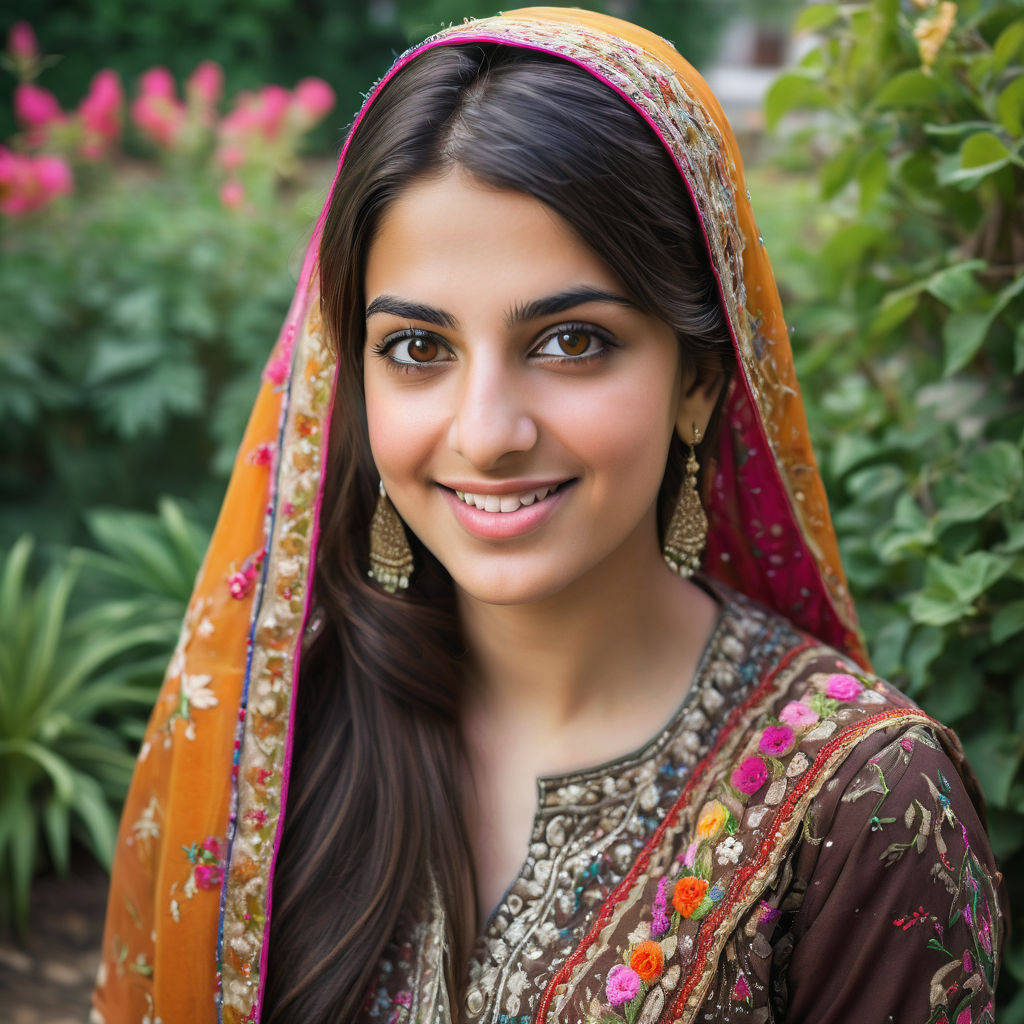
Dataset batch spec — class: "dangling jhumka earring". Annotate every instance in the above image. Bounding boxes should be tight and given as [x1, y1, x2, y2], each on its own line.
[662, 424, 708, 578]
[368, 480, 414, 592]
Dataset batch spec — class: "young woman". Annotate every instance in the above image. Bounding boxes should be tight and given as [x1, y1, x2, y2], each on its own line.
[93, 9, 1005, 1024]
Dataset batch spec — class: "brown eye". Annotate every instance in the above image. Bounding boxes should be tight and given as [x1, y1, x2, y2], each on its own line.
[408, 336, 438, 362]
[556, 330, 590, 356]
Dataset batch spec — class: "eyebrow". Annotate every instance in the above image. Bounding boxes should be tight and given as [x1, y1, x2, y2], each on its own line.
[364, 287, 637, 330]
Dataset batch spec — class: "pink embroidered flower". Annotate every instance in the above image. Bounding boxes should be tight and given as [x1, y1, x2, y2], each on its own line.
[247, 441, 276, 466]
[901, 736, 915, 752]
[731, 756, 769, 796]
[825, 673, 863, 701]
[194, 863, 223, 890]
[758, 724, 795, 757]
[245, 808, 268, 828]
[681, 841, 698, 867]
[228, 570, 252, 599]
[606, 963, 641, 1006]
[779, 701, 818, 727]
[956, 1010, 971, 1024]
[200, 836, 223, 859]
[263, 351, 291, 386]
[962, 950, 973, 973]
[759, 900, 781, 924]
[731, 975, 751, 1001]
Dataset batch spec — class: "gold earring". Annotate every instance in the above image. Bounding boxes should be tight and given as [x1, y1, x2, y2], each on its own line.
[368, 480, 413, 592]
[663, 424, 707, 578]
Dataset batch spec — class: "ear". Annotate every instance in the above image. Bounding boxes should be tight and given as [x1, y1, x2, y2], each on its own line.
[675, 364, 725, 445]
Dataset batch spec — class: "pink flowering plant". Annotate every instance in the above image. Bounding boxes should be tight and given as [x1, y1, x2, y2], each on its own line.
[1, 22, 336, 218]
[2, 23, 338, 545]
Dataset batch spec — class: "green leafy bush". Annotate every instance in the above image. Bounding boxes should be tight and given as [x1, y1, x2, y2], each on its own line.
[0, 166, 319, 547]
[760, 0, 1022, 1009]
[0, 501, 207, 933]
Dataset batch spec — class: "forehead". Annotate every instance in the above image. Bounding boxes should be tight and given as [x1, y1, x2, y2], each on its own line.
[365, 169, 627, 312]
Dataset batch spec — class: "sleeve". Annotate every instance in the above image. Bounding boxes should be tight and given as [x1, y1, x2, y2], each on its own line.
[781, 723, 1007, 1024]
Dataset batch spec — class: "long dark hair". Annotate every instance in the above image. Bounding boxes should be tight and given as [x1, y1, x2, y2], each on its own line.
[263, 43, 732, 1023]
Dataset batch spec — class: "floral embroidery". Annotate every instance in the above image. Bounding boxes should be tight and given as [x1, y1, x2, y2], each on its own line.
[824, 672, 863, 700]
[606, 964, 642, 1006]
[672, 876, 709, 918]
[758, 723, 795, 756]
[778, 700, 818, 726]
[169, 835, 224, 922]
[730, 755, 768, 796]
[246, 441, 276, 467]
[715, 836, 743, 866]
[227, 546, 265, 599]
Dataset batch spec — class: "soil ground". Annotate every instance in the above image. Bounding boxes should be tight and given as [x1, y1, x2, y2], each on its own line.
[0, 855, 107, 1024]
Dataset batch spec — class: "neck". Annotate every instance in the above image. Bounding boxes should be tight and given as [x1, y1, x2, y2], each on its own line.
[456, 526, 718, 746]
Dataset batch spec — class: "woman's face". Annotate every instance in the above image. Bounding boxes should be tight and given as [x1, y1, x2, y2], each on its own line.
[363, 169, 694, 606]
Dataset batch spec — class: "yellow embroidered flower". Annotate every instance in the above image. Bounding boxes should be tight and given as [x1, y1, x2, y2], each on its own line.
[696, 800, 729, 840]
[914, 2, 957, 68]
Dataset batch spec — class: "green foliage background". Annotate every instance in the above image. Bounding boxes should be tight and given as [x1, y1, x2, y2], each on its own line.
[0, 0, 743, 151]
[0, 0, 1020, 1011]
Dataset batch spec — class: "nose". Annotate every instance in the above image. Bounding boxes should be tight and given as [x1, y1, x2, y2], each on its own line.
[447, 356, 538, 469]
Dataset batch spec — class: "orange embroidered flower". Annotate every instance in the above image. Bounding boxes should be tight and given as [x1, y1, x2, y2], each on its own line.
[696, 800, 729, 839]
[630, 939, 664, 981]
[673, 876, 709, 918]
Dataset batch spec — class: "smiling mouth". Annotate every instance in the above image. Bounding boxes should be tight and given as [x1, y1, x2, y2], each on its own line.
[452, 483, 567, 513]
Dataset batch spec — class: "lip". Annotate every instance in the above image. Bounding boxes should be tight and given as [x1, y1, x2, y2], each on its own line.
[439, 480, 575, 540]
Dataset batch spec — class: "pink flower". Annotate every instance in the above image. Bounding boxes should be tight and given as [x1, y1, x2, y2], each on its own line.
[0, 150, 72, 216]
[187, 60, 224, 107]
[955, 1010, 971, 1024]
[194, 863, 223, 890]
[131, 93, 187, 147]
[34, 155, 72, 195]
[8, 21, 37, 60]
[962, 950, 973, 973]
[228, 570, 252, 599]
[825, 673, 863, 701]
[78, 69, 123, 158]
[605, 964, 641, 1006]
[14, 82, 63, 130]
[220, 180, 245, 209]
[247, 442, 276, 466]
[731, 756, 769, 796]
[200, 836, 223, 858]
[257, 84, 291, 139]
[292, 77, 335, 125]
[682, 841, 698, 867]
[731, 974, 751, 1000]
[779, 700, 818, 727]
[759, 724, 795, 757]
[245, 808, 268, 828]
[139, 66, 176, 100]
[263, 351, 291, 386]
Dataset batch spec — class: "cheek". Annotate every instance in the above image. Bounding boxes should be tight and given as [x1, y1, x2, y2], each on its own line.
[549, 370, 678, 489]
[363, 377, 445, 482]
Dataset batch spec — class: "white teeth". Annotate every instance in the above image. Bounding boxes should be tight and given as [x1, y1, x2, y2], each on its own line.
[453, 485, 558, 513]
